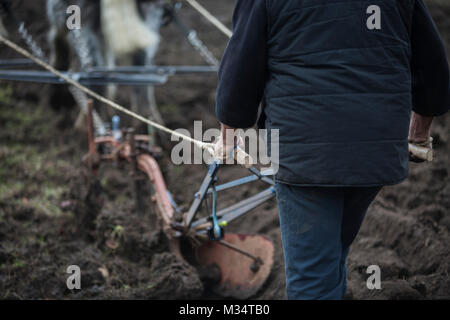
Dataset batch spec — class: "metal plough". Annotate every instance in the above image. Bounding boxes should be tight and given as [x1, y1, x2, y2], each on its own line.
[83, 101, 276, 299]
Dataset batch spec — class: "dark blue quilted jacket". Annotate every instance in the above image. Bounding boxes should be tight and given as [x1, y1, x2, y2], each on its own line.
[216, 0, 449, 186]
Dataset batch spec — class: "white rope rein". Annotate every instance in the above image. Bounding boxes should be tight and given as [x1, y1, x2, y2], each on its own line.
[0, 34, 214, 154]
[185, 0, 232, 39]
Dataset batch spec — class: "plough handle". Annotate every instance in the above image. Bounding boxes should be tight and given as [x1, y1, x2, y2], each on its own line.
[234, 146, 254, 169]
[408, 142, 433, 162]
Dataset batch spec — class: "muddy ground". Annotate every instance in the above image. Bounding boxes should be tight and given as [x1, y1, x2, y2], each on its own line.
[0, 0, 449, 300]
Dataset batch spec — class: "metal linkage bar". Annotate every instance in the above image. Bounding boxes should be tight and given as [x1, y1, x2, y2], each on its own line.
[0, 70, 168, 86]
[204, 171, 273, 195]
[0, 65, 217, 85]
[206, 175, 261, 194]
[191, 187, 275, 229]
[217, 239, 263, 266]
[88, 65, 218, 75]
[217, 188, 275, 225]
[0, 58, 35, 68]
[184, 160, 221, 229]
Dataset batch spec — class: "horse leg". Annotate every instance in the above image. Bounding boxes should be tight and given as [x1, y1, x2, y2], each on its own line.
[138, 1, 166, 141]
[46, 1, 73, 111]
[104, 47, 117, 106]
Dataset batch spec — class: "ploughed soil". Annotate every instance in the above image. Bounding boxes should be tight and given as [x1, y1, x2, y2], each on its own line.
[0, 0, 449, 300]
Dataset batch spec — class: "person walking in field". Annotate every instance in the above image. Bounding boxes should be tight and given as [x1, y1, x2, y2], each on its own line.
[214, 0, 449, 299]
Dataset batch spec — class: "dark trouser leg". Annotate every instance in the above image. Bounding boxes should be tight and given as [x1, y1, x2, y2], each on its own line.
[276, 183, 345, 299]
[275, 183, 381, 300]
[339, 187, 382, 297]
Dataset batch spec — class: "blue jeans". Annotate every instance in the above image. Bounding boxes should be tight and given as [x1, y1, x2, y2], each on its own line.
[275, 183, 381, 300]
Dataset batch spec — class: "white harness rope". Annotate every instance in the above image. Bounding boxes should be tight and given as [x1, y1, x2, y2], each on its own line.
[185, 0, 232, 39]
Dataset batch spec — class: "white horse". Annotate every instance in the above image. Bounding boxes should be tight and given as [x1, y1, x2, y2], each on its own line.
[46, 0, 166, 128]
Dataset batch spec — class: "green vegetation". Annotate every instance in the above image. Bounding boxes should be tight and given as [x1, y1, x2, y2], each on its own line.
[0, 94, 73, 218]
[0, 85, 12, 105]
[112, 225, 124, 237]
[13, 257, 26, 269]
[160, 104, 178, 114]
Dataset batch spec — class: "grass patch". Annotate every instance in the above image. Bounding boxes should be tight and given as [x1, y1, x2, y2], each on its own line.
[0, 101, 55, 143]
[0, 181, 26, 202]
[0, 85, 12, 105]
[27, 184, 69, 217]
[160, 104, 178, 114]
[13, 257, 26, 269]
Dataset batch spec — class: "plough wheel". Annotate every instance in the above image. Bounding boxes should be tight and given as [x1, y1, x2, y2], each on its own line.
[196, 233, 274, 299]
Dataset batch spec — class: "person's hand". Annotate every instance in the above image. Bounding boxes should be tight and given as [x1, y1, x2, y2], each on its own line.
[409, 112, 433, 162]
[214, 124, 244, 163]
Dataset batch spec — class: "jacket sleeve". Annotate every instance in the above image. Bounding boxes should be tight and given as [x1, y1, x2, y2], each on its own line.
[215, 0, 267, 128]
[411, 0, 450, 116]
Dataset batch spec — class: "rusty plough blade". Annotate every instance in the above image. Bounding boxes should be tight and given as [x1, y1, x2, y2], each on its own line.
[196, 233, 274, 299]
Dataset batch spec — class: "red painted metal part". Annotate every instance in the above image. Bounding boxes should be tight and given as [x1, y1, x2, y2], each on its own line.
[137, 154, 174, 226]
[196, 233, 274, 299]
[87, 132, 274, 299]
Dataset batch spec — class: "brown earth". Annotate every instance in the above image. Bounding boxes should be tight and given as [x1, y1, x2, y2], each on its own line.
[0, 0, 449, 300]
